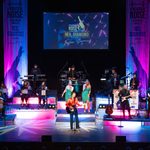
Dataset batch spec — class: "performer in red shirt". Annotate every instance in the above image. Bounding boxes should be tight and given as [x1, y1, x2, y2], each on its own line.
[66, 92, 81, 130]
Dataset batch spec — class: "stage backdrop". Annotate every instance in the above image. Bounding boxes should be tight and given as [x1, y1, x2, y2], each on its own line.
[126, 0, 150, 97]
[3, 0, 28, 97]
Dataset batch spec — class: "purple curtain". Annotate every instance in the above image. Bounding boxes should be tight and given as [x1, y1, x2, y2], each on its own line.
[126, 0, 150, 97]
[3, 0, 28, 97]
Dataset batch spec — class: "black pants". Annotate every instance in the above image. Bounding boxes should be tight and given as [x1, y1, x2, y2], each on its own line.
[39, 96, 47, 105]
[70, 108, 79, 129]
[147, 100, 150, 118]
[2, 101, 5, 117]
[21, 94, 29, 104]
[121, 100, 131, 117]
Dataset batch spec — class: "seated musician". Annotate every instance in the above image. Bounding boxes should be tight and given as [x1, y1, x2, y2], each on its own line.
[130, 73, 139, 90]
[36, 81, 48, 108]
[20, 81, 31, 106]
[118, 84, 131, 119]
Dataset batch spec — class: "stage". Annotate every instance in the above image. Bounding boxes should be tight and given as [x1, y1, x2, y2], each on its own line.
[0, 100, 150, 143]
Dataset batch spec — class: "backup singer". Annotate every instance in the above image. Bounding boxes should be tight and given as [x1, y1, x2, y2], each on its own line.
[20, 81, 31, 106]
[82, 79, 91, 113]
[66, 92, 81, 130]
[37, 81, 48, 107]
[130, 73, 139, 90]
[118, 85, 131, 119]
[62, 80, 74, 101]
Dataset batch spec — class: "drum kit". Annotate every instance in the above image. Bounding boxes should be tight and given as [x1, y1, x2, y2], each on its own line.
[59, 70, 87, 93]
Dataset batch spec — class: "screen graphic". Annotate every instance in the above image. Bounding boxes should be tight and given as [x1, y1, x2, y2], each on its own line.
[43, 12, 109, 49]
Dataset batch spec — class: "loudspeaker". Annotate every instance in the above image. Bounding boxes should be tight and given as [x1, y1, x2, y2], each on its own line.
[116, 136, 126, 143]
[41, 135, 52, 142]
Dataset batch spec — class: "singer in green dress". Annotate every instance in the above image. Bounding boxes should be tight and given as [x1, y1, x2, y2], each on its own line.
[82, 80, 91, 112]
[62, 80, 74, 101]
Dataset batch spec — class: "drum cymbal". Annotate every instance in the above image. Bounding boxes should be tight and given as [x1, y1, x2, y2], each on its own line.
[59, 79, 66, 81]
[77, 71, 83, 73]
[60, 74, 67, 78]
[63, 70, 68, 73]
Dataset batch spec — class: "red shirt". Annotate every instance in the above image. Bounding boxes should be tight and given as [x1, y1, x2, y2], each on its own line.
[66, 97, 81, 107]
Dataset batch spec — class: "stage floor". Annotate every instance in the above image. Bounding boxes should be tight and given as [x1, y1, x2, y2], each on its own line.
[1, 113, 150, 142]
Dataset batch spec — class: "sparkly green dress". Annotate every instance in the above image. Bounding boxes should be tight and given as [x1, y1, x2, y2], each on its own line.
[82, 86, 91, 103]
[65, 88, 72, 101]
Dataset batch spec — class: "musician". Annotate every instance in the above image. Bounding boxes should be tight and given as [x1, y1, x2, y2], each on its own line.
[0, 83, 8, 116]
[111, 72, 120, 89]
[82, 79, 91, 113]
[130, 73, 139, 90]
[30, 64, 41, 93]
[31, 64, 41, 76]
[62, 80, 74, 101]
[110, 67, 120, 89]
[111, 67, 118, 77]
[0, 82, 8, 102]
[37, 81, 48, 107]
[66, 92, 81, 130]
[118, 84, 131, 119]
[20, 81, 31, 106]
[67, 65, 77, 80]
[146, 88, 150, 118]
[0, 92, 5, 117]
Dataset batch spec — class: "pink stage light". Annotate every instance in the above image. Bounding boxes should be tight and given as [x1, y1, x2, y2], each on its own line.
[14, 109, 56, 120]
[104, 121, 141, 129]
[13, 97, 56, 104]
[112, 109, 137, 116]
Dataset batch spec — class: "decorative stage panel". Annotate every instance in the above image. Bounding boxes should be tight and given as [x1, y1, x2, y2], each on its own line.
[13, 97, 56, 104]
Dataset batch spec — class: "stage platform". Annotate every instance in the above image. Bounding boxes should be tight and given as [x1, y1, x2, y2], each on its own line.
[13, 97, 56, 105]
[0, 114, 16, 126]
[1, 99, 150, 143]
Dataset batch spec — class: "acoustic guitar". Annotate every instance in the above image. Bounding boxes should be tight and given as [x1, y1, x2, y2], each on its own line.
[66, 106, 75, 114]
[105, 105, 113, 115]
[121, 95, 132, 102]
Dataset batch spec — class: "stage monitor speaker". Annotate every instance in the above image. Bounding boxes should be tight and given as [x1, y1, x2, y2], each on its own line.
[116, 136, 126, 143]
[41, 135, 52, 142]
